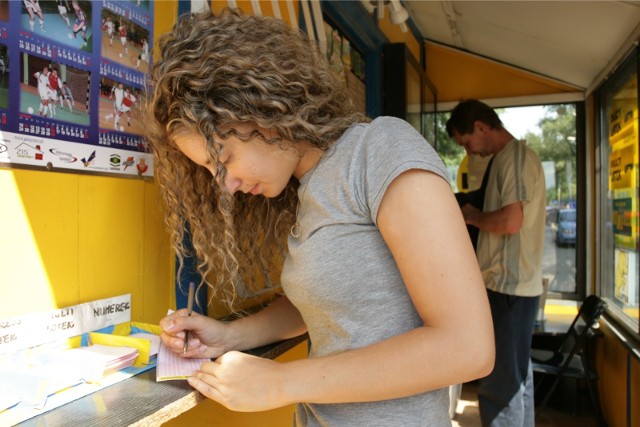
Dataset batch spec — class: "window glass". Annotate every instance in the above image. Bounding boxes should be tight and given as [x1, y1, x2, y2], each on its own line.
[599, 53, 640, 333]
[405, 61, 422, 133]
[434, 104, 579, 298]
[422, 81, 437, 148]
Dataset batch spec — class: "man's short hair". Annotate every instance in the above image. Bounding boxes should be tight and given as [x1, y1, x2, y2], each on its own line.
[446, 99, 503, 137]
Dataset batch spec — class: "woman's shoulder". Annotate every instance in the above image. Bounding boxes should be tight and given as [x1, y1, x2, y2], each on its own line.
[332, 116, 432, 159]
[339, 116, 415, 136]
[368, 116, 415, 132]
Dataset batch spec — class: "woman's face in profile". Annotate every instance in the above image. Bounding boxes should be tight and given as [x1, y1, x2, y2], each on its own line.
[174, 124, 301, 198]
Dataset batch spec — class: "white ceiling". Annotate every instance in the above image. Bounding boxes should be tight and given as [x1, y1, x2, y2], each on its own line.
[403, 1, 640, 92]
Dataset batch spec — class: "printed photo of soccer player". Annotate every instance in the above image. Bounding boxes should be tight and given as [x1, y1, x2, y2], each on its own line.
[0, 0, 9, 21]
[99, 76, 143, 135]
[21, 1, 93, 53]
[19, 53, 90, 126]
[101, 9, 150, 73]
[0, 44, 8, 110]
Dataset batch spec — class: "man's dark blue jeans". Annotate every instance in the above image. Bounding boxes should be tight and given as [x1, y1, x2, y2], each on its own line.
[478, 289, 540, 427]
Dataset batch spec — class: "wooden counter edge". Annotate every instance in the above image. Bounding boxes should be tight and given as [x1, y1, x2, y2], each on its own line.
[130, 389, 205, 427]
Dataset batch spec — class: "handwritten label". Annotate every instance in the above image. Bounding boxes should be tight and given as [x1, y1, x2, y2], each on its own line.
[0, 295, 131, 355]
[93, 301, 130, 316]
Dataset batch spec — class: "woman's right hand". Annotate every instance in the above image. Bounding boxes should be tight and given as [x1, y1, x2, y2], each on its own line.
[159, 310, 230, 359]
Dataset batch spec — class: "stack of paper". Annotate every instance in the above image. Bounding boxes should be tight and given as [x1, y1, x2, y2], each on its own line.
[90, 331, 159, 366]
[62, 344, 139, 382]
[129, 332, 161, 364]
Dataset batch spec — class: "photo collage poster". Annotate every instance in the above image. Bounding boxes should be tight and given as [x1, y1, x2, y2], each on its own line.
[0, 0, 153, 177]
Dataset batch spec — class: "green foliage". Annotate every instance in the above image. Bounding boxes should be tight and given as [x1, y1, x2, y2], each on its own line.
[526, 104, 577, 204]
[426, 111, 465, 167]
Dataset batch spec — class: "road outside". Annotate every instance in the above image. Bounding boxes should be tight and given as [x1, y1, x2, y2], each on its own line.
[543, 224, 576, 293]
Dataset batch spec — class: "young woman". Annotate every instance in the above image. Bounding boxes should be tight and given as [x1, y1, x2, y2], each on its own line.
[147, 9, 494, 426]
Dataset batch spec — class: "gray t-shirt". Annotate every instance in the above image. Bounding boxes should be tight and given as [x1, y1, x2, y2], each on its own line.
[281, 116, 452, 426]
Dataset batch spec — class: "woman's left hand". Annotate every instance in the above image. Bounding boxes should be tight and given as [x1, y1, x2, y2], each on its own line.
[188, 351, 290, 411]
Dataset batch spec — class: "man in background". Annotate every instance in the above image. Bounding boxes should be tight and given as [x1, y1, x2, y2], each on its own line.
[447, 99, 546, 427]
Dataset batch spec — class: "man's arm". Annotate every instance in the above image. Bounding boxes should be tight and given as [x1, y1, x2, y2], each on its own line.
[461, 201, 523, 235]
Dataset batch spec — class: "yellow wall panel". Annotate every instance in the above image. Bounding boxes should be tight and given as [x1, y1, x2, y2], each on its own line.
[0, 169, 175, 427]
[0, 169, 172, 324]
[258, 0, 275, 17]
[211, 0, 226, 14]
[142, 180, 175, 322]
[597, 323, 640, 427]
[0, 169, 79, 316]
[153, 0, 178, 47]
[78, 175, 145, 319]
[425, 42, 580, 103]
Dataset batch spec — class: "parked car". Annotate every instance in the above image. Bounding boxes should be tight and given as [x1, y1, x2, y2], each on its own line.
[556, 208, 576, 246]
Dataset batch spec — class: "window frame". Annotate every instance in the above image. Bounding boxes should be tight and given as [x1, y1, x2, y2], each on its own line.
[596, 48, 640, 336]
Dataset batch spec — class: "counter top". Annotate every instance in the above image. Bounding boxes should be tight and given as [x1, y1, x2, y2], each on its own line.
[17, 334, 308, 427]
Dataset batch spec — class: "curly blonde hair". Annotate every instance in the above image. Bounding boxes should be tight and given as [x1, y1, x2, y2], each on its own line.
[145, 9, 368, 312]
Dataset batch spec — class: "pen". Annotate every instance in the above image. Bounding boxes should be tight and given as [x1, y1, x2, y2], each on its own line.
[183, 281, 195, 353]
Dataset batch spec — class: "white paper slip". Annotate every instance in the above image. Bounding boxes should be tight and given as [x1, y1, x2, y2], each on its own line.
[156, 343, 209, 381]
[0, 369, 52, 409]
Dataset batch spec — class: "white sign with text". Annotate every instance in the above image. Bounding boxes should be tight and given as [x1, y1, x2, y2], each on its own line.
[0, 294, 131, 355]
